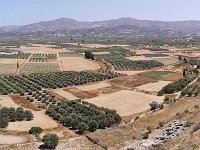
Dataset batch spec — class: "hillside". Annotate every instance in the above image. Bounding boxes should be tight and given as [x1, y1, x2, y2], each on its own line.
[1, 18, 200, 35]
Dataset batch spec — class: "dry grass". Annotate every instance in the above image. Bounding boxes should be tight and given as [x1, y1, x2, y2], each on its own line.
[87, 125, 142, 149]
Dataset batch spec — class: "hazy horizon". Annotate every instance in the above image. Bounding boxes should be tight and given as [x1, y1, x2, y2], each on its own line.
[1, 0, 200, 26]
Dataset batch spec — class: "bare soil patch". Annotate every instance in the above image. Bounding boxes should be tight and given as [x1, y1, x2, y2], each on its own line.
[92, 51, 111, 55]
[0, 134, 25, 144]
[84, 90, 164, 116]
[12, 44, 67, 53]
[0, 59, 25, 74]
[64, 88, 99, 99]
[10, 95, 39, 111]
[0, 95, 58, 131]
[6, 111, 58, 131]
[52, 89, 78, 100]
[136, 81, 172, 92]
[76, 82, 111, 91]
[132, 49, 155, 54]
[126, 56, 149, 61]
[61, 57, 100, 71]
[151, 57, 179, 65]
[114, 70, 147, 75]
[109, 74, 155, 89]
[163, 72, 183, 81]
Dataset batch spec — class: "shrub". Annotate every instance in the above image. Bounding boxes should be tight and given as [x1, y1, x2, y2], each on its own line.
[42, 133, 59, 149]
[28, 127, 43, 135]
[192, 122, 200, 133]
[149, 101, 160, 111]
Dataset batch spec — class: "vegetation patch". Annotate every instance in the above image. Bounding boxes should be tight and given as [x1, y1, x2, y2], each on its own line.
[140, 71, 173, 80]
[96, 55, 164, 70]
[159, 77, 194, 95]
[46, 100, 122, 133]
[0, 107, 33, 128]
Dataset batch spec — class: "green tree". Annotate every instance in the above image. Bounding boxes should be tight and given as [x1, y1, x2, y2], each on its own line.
[42, 133, 59, 149]
[24, 110, 34, 121]
[16, 107, 24, 121]
[0, 117, 9, 128]
[88, 120, 98, 132]
[78, 122, 88, 134]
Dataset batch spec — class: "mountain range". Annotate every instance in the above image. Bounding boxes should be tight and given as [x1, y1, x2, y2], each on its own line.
[1, 17, 200, 35]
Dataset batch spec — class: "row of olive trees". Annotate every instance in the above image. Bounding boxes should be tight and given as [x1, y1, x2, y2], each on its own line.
[0, 107, 33, 128]
[46, 100, 122, 134]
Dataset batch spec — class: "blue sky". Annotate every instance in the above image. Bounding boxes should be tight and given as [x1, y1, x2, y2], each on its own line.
[1, 0, 200, 26]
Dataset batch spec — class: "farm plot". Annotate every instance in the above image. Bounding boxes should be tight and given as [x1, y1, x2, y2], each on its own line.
[126, 56, 149, 61]
[76, 82, 111, 91]
[0, 58, 25, 74]
[13, 44, 66, 53]
[21, 62, 60, 74]
[85, 90, 164, 116]
[109, 74, 155, 89]
[151, 57, 179, 65]
[0, 52, 31, 59]
[92, 51, 111, 55]
[96, 55, 164, 70]
[132, 49, 155, 54]
[7, 111, 58, 131]
[136, 81, 172, 92]
[24, 71, 121, 89]
[59, 52, 82, 57]
[46, 100, 121, 133]
[52, 89, 78, 100]
[29, 53, 57, 62]
[0, 75, 41, 95]
[0, 96, 58, 131]
[159, 77, 195, 95]
[61, 57, 100, 71]
[142, 54, 169, 57]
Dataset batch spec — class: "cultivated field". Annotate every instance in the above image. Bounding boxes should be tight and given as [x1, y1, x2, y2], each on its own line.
[52, 89, 78, 100]
[76, 82, 111, 91]
[0, 59, 25, 74]
[84, 90, 164, 116]
[61, 57, 100, 71]
[0, 95, 58, 131]
[20, 62, 60, 74]
[126, 56, 149, 61]
[12, 44, 67, 53]
[132, 49, 155, 54]
[136, 80, 172, 92]
[151, 57, 179, 65]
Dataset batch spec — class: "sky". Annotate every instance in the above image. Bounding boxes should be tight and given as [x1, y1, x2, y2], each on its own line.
[1, 0, 200, 26]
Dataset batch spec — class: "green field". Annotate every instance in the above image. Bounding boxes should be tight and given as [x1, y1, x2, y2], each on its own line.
[140, 71, 173, 80]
